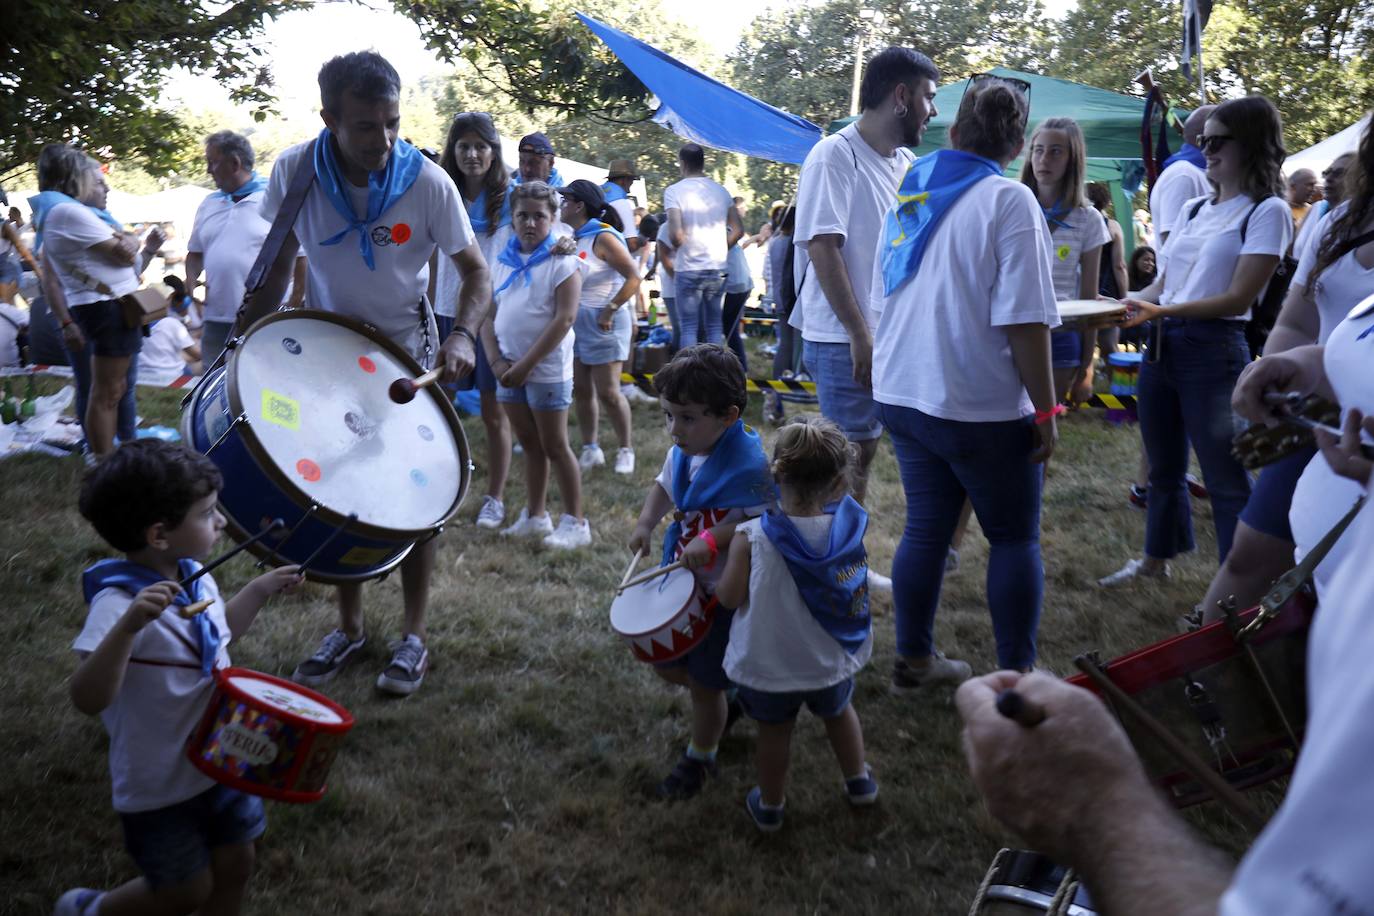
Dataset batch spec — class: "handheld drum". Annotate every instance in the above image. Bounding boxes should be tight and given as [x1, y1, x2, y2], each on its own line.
[1056, 299, 1127, 328]
[181, 310, 471, 582]
[609, 566, 715, 664]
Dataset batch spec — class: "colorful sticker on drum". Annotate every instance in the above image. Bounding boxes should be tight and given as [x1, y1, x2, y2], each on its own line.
[261, 389, 301, 431]
[357, 356, 376, 374]
[416, 425, 434, 442]
[338, 546, 392, 567]
[1056, 244, 1072, 262]
[281, 337, 302, 355]
[410, 469, 428, 487]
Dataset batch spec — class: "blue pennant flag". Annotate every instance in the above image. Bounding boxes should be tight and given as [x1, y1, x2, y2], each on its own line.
[82, 559, 220, 676]
[662, 420, 774, 566]
[313, 128, 423, 270]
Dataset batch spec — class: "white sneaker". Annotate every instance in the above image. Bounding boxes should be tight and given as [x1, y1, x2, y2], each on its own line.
[614, 448, 635, 475]
[1098, 557, 1170, 587]
[475, 495, 505, 530]
[868, 571, 893, 594]
[501, 509, 554, 538]
[544, 515, 592, 550]
[622, 384, 656, 404]
[579, 443, 605, 470]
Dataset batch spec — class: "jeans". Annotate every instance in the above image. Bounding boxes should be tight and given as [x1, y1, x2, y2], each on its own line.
[661, 295, 681, 354]
[674, 269, 726, 347]
[72, 344, 139, 443]
[1138, 319, 1252, 563]
[879, 403, 1044, 670]
[200, 319, 234, 370]
[772, 302, 800, 377]
[722, 290, 750, 370]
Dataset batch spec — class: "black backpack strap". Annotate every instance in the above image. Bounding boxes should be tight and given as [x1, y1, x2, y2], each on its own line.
[1237, 200, 1264, 245]
[1188, 199, 1205, 222]
[242, 139, 317, 295]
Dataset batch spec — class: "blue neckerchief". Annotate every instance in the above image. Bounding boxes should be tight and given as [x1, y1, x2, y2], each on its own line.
[494, 234, 555, 294]
[880, 149, 1001, 296]
[662, 420, 774, 566]
[217, 171, 268, 201]
[512, 166, 565, 188]
[82, 558, 219, 677]
[466, 186, 512, 236]
[601, 182, 628, 203]
[28, 190, 122, 253]
[759, 496, 871, 654]
[1161, 143, 1206, 173]
[1042, 199, 1074, 231]
[313, 129, 423, 270]
[574, 219, 626, 248]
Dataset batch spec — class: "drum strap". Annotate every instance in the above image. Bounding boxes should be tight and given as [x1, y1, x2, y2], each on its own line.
[242, 139, 318, 298]
[129, 657, 203, 672]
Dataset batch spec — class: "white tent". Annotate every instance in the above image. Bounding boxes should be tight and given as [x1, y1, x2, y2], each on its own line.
[1285, 114, 1370, 177]
[499, 139, 650, 215]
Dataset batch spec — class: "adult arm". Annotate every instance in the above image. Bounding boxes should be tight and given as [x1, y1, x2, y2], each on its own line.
[726, 204, 745, 249]
[1232, 344, 1334, 423]
[1123, 253, 1280, 325]
[1108, 221, 1129, 296]
[40, 250, 86, 351]
[285, 256, 308, 309]
[1070, 245, 1104, 403]
[439, 244, 493, 382]
[1262, 282, 1321, 355]
[136, 226, 165, 276]
[593, 234, 642, 330]
[1006, 323, 1058, 463]
[499, 268, 578, 388]
[657, 240, 675, 279]
[183, 251, 204, 300]
[667, 208, 686, 249]
[807, 233, 872, 387]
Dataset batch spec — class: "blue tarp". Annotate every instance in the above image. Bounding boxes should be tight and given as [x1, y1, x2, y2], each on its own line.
[576, 12, 823, 165]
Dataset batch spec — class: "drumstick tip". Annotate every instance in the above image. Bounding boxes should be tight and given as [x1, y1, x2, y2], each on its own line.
[388, 378, 417, 404]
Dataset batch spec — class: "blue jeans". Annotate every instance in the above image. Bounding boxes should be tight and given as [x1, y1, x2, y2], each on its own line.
[722, 290, 750, 370]
[1138, 319, 1252, 562]
[674, 269, 726, 347]
[661, 295, 681, 354]
[72, 344, 139, 443]
[879, 403, 1045, 670]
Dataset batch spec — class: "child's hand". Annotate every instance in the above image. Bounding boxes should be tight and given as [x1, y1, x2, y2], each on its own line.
[628, 525, 653, 555]
[500, 361, 530, 388]
[120, 582, 181, 634]
[680, 535, 716, 570]
[253, 565, 304, 597]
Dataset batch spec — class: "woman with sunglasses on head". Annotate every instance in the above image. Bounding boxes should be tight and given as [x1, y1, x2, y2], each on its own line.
[1102, 96, 1292, 586]
[870, 76, 1058, 686]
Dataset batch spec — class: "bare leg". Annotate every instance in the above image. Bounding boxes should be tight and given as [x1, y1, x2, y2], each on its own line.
[852, 437, 880, 504]
[87, 354, 132, 456]
[572, 359, 597, 449]
[653, 666, 690, 687]
[479, 390, 511, 501]
[92, 870, 211, 916]
[951, 498, 973, 550]
[1052, 366, 1076, 406]
[755, 719, 795, 807]
[591, 361, 631, 450]
[689, 680, 728, 751]
[503, 400, 549, 517]
[823, 703, 867, 778]
[337, 583, 364, 641]
[532, 407, 581, 519]
[1200, 521, 1296, 623]
[400, 538, 435, 641]
[198, 843, 255, 916]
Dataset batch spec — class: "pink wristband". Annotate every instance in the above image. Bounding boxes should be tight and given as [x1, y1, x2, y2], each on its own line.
[1034, 404, 1067, 425]
[698, 529, 719, 566]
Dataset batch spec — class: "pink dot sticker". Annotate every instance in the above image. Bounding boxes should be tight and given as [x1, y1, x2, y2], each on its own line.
[358, 356, 376, 373]
[296, 459, 321, 482]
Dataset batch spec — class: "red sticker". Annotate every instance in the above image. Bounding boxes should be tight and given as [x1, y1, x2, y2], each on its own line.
[391, 223, 412, 244]
[296, 459, 321, 482]
[578, 250, 588, 259]
[358, 356, 376, 373]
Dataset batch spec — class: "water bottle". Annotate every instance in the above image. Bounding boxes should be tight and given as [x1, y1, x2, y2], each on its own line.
[19, 375, 37, 420]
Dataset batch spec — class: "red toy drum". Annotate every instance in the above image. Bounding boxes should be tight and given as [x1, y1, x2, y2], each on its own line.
[1067, 589, 1315, 807]
[609, 566, 716, 664]
[186, 667, 355, 803]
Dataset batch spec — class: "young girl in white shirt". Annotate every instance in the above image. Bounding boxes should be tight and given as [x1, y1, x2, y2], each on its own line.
[480, 182, 590, 550]
[715, 417, 876, 832]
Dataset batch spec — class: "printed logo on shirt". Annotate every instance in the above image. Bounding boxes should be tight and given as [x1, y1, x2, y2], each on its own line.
[369, 222, 413, 248]
[1056, 244, 1072, 261]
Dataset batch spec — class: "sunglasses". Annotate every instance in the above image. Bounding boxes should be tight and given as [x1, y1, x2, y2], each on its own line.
[964, 72, 1033, 102]
[1200, 134, 1235, 154]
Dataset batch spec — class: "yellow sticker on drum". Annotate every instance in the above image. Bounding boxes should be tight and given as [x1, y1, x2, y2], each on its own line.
[261, 389, 301, 431]
[338, 546, 392, 567]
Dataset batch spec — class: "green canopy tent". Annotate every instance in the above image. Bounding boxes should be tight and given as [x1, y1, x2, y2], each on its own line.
[830, 67, 1187, 261]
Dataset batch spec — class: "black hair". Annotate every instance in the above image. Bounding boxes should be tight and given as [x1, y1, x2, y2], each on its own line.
[318, 51, 401, 115]
[79, 440, 223, 552]
[772, 205, 796, 234]
[637, 212, 662, 239]
[678, 143, 706, 171]
[440, 111, 508, 236]
[205, 130, 255, 170]
[952, 78, 1029, 163]
[653, 344, 747, 417]
[1086, 182, 1112, 211]
[859, 47, 940, 112]
[1128, 245, 1157, 288]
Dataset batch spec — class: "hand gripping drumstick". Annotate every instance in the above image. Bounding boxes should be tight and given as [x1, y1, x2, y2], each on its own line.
[619, 548, 645, 589]
[617, 558, 685, 593]
[996, 689, 1046, 727]
[389, 367, 444, 404]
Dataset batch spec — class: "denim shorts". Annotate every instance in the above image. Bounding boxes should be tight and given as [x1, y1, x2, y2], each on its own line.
[1238, 446, 1314, 543]
[1051, 329, 1083, 369]
[119, 784, 266, 889]
[655, 602, 734, 691]
[801, 339, 882, 441]
[496, 377, 573, 411]
[456, 340, 499, 394]
[573, 306, 631, 365]
[73, 298, 142, 358]
[0, 253, 20, 285]
[736, 677, 855, 724]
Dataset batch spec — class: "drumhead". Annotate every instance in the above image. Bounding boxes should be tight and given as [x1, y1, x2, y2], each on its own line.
[229, 674, 344, 724]
[230, 313, 463, 531]
[1057, 299, 1125, 320]
[610, 567, 696, 635]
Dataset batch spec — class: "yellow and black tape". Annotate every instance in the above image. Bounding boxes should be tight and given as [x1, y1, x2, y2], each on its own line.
[1084, 394, 1138, 410]
[621, 372, 817, 395]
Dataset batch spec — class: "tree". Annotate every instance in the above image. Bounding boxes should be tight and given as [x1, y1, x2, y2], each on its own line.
[1, 0, 311, 184]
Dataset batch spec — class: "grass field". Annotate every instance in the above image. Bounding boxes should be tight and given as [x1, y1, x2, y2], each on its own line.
[0, 342, 1265, 915]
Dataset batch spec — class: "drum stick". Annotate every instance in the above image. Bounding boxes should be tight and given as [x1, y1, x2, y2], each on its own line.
[617, 559, 685, 593]
[1261, 392, 1374, 458]
[995, 689, 1046, 727]
[296, 513, 358, 578]
[1072, 656, 1266, 834]
[177, 598, 215, 619]
[388, 367, 444, 404]
[619, 548, 644, 588]
[179, 519, 286, 590]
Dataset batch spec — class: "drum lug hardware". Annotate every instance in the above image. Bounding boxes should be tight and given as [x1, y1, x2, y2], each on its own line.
[1184, 678, 1236, 769]
[206, 413, 247, 456]
[255, 503, 319, 569]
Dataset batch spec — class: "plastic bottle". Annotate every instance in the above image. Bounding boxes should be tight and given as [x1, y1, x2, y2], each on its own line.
[0, 383, 16, 424]
[20, 375, 37, 420]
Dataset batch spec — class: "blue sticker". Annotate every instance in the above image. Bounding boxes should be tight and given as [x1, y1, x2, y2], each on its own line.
[410, 469, 428, 487]
[417, 425, 434, 441]
[282, 337, 302, 355]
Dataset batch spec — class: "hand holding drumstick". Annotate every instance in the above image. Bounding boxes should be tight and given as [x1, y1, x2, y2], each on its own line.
[388, 367, 444, 404]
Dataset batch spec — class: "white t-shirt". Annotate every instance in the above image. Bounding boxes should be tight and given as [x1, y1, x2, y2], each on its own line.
[138, 317, 196, 386]
[1158, 194, 1292, 321]
[1047, 204, 1111, 301]
[1221, 488, 1374, 916]
[723, 515, 872, 692]
[43, 203, 139, 306]
[491, 251, 582, 384]
[261, 141, 476, 357]
[655, 450, 769, 593]
[72, 574, 231, 813]
[186, 191, 270, 323]
[435, 222, 511, 319]
[608, 198, 637, 237]
[1289, 202, 1374, 344]
[790, 123, 914, 343]
[575, 231, 624, 310]
[0, 302, 26, 367]
[1149, 161, 1209, 239]
[662, 176, 734, 273]
[870, 176, 1060, 422]
[1292, 200, 1330, 260]
[655, 223, 676, 298]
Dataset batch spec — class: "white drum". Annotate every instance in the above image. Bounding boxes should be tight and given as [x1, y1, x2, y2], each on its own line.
[609, 567, 714, 664]
[1057, 299, 1127, 327]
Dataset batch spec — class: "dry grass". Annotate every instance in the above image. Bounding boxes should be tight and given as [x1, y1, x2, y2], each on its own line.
[0, 349, 1262, 915]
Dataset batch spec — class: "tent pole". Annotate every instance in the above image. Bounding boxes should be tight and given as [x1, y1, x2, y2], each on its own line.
[1197, 34, 1206, 105]
[849, 33, 864, 116]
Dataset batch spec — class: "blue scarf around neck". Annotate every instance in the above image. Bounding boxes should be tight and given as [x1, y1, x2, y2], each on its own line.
[28, 190, 122, 253]
[662, 420, 774, 566]
[82, 558, 220, 677]
[574, 219, 626, 249]
[880, 149, 1002, 296]
[465, 186, 512, 235]
[217, 171, 268, 201]
[760, 496, 871, 654]
[1041, 199, 1074, 231]
[601, 182, 628, 203]
[1161, 142, 1207, 173]
[494, 233, 555, 295]
[313, 128, 423, 270]
[512, 167, 565, 188]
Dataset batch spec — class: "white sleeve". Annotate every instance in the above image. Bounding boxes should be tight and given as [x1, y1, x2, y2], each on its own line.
[171, 320, 194, 350]
[991, 191, 1060, 328]
[1290, 214, 1329, 289]
[793, 148, 854, 248]
[47, 205, 117, 249]
[1240, 197, 1293, 258]
[663, 185, 679, 213]
[186, 199, 212, 253]
[654, 450, 675, 492]
[259, 143, 304, 226]
[72, 588, 132, 654]
[427, 164, 477, 257]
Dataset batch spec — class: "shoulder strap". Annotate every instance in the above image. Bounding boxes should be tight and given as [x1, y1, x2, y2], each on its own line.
[1329, 227, 1374, 263]
[1188, 199, 1206, 222]
[242, 139, 317, 295]
[1238, 200, 1264, 244]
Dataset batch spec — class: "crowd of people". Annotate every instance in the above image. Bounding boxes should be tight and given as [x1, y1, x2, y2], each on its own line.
[10, 40, 1370, 916]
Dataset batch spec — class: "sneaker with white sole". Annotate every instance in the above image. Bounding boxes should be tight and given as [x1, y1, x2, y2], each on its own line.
[544, 515, 592, 550]
[745, 787, 784, 832]
[844, 765, 880, 806]
[891, 651, 972, 693]
[501, 509, 554, 538]
[475, 495, 505, 530]
[868, 570, 893, 594]
[578, 443, 605, 470]
[376, 634, 428, 696]
[1097, 557, 1170, 587]
[54, 889, 104, 916]
[622, 384, 656, 404]
[292, 629, 366, 687]
[614, 448, 635, 475]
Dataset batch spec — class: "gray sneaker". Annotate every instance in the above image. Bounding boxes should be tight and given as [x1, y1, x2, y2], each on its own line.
[890, 651, 972, 694]
[293, 629, 366, 686]
[475, 495, 505, 530]
[376, 634, 429, 696]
